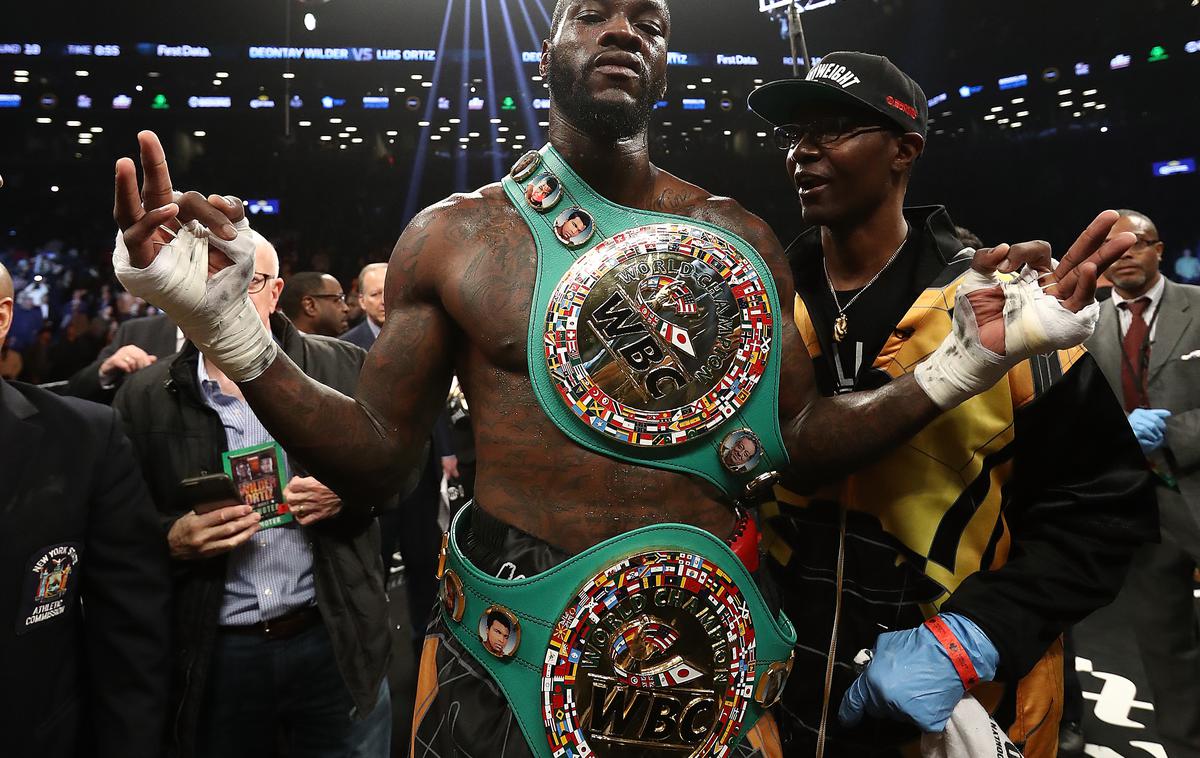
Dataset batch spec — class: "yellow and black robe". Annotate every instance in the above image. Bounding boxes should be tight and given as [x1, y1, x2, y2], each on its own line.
[764, 206, 1157, 757]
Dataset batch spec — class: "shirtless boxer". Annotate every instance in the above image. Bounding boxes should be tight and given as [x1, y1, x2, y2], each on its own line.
[111, 3, 1131, 756]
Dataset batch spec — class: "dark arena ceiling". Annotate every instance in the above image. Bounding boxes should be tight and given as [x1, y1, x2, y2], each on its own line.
[2, 0, 1197, 260]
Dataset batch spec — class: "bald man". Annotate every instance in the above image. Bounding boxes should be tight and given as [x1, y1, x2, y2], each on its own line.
[0, 261, 171, 758]
[113, 239, 394, 758]
[1085, 209, 1200, 757]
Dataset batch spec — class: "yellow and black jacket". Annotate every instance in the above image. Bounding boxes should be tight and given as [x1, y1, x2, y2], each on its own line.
[765, 206, 1157, 757]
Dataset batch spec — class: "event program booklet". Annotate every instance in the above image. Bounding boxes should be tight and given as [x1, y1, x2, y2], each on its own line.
[222, 441, 294, 529]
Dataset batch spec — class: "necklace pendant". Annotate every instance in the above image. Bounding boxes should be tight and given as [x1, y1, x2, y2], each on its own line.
[833, 313, 848, 343]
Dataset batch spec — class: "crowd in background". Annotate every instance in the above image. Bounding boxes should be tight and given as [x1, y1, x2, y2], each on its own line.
[0, 235, 392, 383]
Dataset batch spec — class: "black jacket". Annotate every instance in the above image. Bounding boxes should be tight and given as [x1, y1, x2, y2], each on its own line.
[0, 380, 171, 758]
[68, 314, 179, 403]
[113, 313, 392, 757]
[768, 206, 1157, 752]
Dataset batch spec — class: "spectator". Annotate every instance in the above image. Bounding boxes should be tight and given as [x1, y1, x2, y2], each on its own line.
[67, 313, 180, 402]
[0, 337, 21, 379]
[278, 271, 350, 337]
[114, 236, 392, 758]
[1176, 248, 1200, 284]
[8, 290, 42, 353]
[47, 311, 101, 382]
[1085, 209, 1200, 758]
[340, 262, 386, 350]
[0, 261, 171, 758]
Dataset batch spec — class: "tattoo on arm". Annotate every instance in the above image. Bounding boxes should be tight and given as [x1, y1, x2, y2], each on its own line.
[239, 207, 455, 510]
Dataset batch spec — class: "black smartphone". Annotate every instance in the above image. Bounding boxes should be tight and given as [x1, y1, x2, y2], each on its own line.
[179, 473, 244, 514]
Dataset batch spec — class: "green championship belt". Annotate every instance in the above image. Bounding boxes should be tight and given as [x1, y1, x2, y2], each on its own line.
[501, 145, 790, 500]
[437, 506, 797, 758]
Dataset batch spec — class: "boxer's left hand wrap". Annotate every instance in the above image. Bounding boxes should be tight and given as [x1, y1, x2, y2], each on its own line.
[113, 217, 278, 382]
[915, 265, 1099, 409]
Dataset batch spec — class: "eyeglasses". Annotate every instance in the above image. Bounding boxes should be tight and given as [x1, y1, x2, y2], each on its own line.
[309, 293, 348, 304]
[773, 117, 894, 151]
[1132, 236, 1161, 248]
[248, 272, 275, 294]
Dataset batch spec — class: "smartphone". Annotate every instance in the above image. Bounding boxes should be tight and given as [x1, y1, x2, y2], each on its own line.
[180, 473, 244, 514]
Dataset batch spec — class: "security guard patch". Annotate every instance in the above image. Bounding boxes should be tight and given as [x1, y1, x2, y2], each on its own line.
[17, 543, 81, 635]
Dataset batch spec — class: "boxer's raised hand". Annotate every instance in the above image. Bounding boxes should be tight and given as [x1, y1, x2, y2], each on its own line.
[113, 130, 244, 271]
[112, 130, 277, 382]
[915, 211, 1135, 409]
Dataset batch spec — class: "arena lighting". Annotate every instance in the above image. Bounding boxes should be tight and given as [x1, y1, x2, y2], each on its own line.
[74, 69, 88, 77]
[304, 12, 317, 31]
[35, 116, 51, 123]
[927, 92, 948, 108]
[66, 119, 81, 127]
[215, 72, 229, 79]
[1152, 158, 1196, 176]
[1075, 62, 1090, 75]
[298, 120, 311, 126]
[1148, 45, 1169, 62]
[998, 74, 1027, 90]
[1110, 54, 1132, 69]
[759, 0, 837, 12]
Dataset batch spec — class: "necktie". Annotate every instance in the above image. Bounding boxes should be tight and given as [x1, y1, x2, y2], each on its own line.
[1119, 298, 1151, 412]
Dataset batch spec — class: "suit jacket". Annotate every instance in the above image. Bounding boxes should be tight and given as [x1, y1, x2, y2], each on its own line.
[1086, 278, 1200, 513]
[115, 313, 397, 757]
[0, 380, 171, 758]
[67, 313, 179, 403]
[340, 318, 377, 351]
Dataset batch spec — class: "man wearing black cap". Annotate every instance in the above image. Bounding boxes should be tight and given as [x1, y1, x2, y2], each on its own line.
[749, 52, 1157, 756]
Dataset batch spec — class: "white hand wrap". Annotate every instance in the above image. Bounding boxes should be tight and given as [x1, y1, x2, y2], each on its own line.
[113, 217, 277, 382]
[915, 264, 1099, 410]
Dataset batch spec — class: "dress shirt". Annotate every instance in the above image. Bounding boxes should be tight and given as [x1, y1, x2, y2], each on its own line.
[197, 358, 316, 625]
[1111, 275, 1166, 341]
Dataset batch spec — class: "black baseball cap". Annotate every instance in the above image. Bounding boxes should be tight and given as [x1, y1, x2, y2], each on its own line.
[748, 51, 928, 138]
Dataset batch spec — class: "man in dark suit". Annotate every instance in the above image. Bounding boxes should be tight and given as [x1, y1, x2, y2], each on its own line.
[0, 261, 171, 758]
[340, 262, 386, 350]
[1085, 208, 1200, 758]
[67, 312, 179, 402]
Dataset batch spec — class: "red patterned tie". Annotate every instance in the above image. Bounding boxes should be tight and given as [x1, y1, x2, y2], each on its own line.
[1120, 298, 1151, 412]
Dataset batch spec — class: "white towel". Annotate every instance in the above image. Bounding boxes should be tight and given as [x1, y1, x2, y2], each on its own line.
[920, 696, 1023, 758]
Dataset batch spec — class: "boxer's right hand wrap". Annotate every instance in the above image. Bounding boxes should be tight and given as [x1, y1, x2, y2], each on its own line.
[915, 264, 1099, 409]
[113, 217, 277, 381]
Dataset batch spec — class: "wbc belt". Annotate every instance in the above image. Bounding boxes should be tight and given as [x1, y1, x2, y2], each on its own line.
[437, 506, 797, 758]
[501, 144, 790, 501]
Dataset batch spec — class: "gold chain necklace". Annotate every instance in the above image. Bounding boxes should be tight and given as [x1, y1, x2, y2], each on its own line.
[822, 226, 909, 343]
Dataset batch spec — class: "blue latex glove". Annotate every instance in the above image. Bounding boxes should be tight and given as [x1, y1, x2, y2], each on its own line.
[1128, 408, 1172, 454]
[838, 613, 999, 733]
